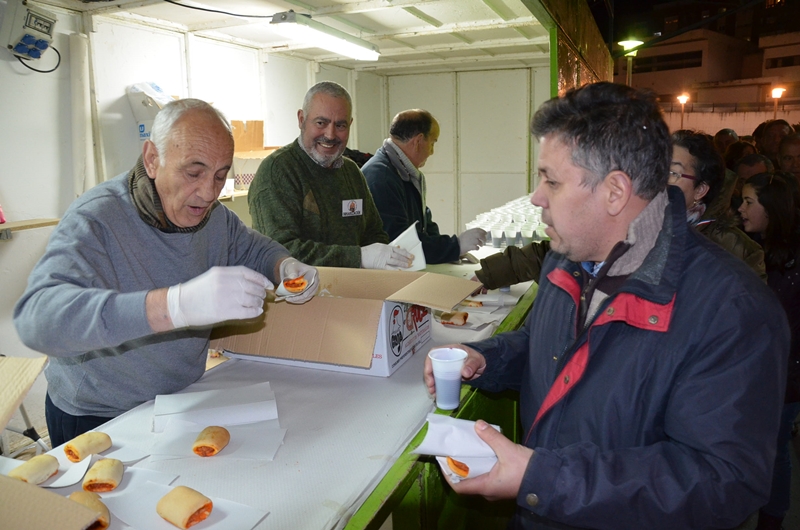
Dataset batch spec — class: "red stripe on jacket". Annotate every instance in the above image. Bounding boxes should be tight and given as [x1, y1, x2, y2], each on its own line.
[525, 269, 675, 444]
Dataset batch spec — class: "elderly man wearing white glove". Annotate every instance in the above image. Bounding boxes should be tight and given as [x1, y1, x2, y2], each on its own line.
[14, 98, 317, 447]
[364, 109, 486, 264]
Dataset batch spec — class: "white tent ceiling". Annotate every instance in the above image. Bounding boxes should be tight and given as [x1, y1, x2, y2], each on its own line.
[40, 0, 550, 73]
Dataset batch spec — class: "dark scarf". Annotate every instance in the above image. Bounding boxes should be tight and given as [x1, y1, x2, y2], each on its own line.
[128, 156, 214, 233]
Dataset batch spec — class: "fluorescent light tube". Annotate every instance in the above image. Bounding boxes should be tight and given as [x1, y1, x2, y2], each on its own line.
[270, 11, 379, 61]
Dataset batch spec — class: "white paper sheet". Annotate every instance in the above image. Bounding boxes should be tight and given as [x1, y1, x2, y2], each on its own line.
[54, 463, 176, 496]
[0, 435, 148, 489]
[57, 468, 178, 530]
[390, 221, 426, 271]
[464, 290, 522, 307]
[150, 419, 286, 461]
[0, 448, 91, 488]
[153, 382, 277, 433]
[413, 414, 499, 458]
[105, 481, 268, 530]
[413, 414, 499, 482]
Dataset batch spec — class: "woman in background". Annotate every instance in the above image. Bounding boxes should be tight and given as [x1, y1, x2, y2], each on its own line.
[670, 130, 765, 279]
[740, 172, 800, 530]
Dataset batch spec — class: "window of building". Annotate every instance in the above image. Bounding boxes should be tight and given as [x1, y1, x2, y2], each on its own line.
[633, 50, 703, 73]
[665, 15, 679, 33]
[765, 0, 785, 8]
[766, 55, 800, 68]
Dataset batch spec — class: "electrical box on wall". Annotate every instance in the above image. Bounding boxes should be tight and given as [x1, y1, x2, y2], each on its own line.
[0, 0, 57, 60]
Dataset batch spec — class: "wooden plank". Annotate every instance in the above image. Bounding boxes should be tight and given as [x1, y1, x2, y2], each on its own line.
[1, 218, 59, 231]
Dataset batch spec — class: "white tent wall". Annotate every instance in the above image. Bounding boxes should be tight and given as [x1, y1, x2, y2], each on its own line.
[386, 67, 550, 236]
[0, 5, 81, 366]
[90, 18, 187, 181]
[262, 54, 310, 148]
[187, 35, 263, 124]
[354, 71, 387, 157]
[0, 5, 79, 222]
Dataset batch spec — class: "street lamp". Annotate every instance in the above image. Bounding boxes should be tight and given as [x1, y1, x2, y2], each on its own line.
[772, 87, 786, 120]
[618, 39, 643, 87]
[677, 94, 689, 129]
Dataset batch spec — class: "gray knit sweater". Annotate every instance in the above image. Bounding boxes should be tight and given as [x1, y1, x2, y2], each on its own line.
[14, 172, 289, 417]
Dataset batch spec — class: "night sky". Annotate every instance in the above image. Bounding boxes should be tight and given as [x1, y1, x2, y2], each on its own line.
[589, 0, 676, 47]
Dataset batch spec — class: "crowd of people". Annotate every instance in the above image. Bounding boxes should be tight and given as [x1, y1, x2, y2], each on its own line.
[11, 80, 800, 530]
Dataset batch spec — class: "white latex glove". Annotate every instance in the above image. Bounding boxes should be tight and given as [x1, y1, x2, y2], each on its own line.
[167, 266, 272, 329]
[360, 243, 414, 270]
[279, 257, 319, 304]
[458, 228, 487, 256]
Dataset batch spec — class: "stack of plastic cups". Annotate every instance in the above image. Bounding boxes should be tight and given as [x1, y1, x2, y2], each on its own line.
[463, 197, 548, 247]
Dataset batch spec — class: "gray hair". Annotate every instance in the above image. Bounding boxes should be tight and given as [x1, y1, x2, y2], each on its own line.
[301, 81, 352, 117]
[149, 99, 231, 164]
[531, 82, 671, 201]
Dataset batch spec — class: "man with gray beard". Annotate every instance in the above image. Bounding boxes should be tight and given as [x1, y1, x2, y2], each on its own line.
[249, 81, 413, 269]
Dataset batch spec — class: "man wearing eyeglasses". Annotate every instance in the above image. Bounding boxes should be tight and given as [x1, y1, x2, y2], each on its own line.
[424, 82, 788, 530]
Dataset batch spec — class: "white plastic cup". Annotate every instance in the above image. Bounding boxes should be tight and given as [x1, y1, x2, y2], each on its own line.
[504, 225, 518, 247]
[520, 228, 534, 246]
[491, 228, 504, 248]
[428, 347, 467, 410]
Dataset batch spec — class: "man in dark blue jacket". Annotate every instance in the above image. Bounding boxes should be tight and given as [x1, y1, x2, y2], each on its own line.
[424, 82, 790, 529]
[363, 109, 486, 264]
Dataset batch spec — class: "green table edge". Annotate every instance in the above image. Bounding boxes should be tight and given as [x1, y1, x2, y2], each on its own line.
[343, 282, 538, 530]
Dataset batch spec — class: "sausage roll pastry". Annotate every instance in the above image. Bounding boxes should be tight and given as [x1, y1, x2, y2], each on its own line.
[157, 485, 213, 529]
[282, 277, 308, 293]
[446, 456, 470, 478]
[82, 458, 123, 492]
[64, 431, 112, 462]
[7, 454, 59, 484]
[192, 426, 230, 457]
[68, 491, 110, 530]
[440, 311, 468, 326]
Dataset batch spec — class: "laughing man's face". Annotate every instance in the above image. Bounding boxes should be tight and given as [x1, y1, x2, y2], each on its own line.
[298, 93, 352, 168]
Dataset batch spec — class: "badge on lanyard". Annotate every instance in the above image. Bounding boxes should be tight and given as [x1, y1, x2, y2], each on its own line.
[342, 199, 363, 217]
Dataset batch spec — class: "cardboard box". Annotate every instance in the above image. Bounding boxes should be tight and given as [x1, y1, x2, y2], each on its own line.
[229, 120, 278, 190]
[126, 82, 174, 143]
[232, 148, 278, 190]
[231, 120, 264, 151]
[0, 475, 100, 529]
[210, 267, 477, 377]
